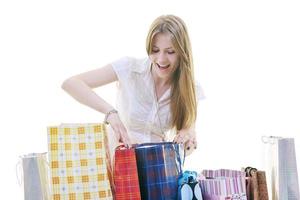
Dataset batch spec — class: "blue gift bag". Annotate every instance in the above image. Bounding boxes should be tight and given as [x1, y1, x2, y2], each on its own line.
[135, 142, 184, 200]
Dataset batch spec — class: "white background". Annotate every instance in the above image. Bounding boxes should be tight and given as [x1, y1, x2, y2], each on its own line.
[1, 0, 299, 199]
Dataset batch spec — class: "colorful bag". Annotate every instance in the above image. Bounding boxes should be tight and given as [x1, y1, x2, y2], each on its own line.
[178, 171, 203, 200]
[114, 145, 141, 200]
[17, 152, 50, 200]
[47, 123, 113, 200]
[200, 169, 247, 200]
[135, 142, 184, 200]
[262, 136, 300, 200]
[244, 167, 269, 200]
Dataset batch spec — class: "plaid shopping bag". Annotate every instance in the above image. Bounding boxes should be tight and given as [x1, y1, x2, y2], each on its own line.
[114, 145, 141, 200]
[135, 142, 184, 200]
[47, 123, 113, 200]
[199, 169, 247, 200]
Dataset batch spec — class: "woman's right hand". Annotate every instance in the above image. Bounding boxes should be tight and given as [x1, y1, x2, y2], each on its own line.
[106, 113, 132, 147]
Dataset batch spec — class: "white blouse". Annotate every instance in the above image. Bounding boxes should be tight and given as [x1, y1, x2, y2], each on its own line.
[109, 56, 205, 146]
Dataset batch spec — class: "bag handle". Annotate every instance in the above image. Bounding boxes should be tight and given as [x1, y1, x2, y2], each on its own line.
[176, 144, 185, 173]
[261, 135, 282, 144]
[115, 143, 139, 151]
[115, 144, 127, 151]
[15, 153, 50, 186]
[16, 159, 23, 186]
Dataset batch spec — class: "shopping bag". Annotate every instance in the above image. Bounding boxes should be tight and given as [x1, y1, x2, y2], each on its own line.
[47, 123, 113, 200]
[256, 170, 269, 200]
[178, 170, 203, 200]
[199, 169, 247, 200]
[262, 136, 300, 200]
[114, 145, 141, 200]
[244, 167, 269, 200]
[17, 152, 50, 200]
[135, 142, 184, 200]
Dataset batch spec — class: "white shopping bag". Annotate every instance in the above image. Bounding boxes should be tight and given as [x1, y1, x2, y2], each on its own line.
[17, 152, 50, 200]
[262, 136, 300, 200]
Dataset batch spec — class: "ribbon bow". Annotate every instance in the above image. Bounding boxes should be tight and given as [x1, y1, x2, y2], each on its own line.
[178, 170, 198, 185]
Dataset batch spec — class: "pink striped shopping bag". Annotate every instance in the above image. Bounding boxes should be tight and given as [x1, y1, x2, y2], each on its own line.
[199, 169, 247, 200]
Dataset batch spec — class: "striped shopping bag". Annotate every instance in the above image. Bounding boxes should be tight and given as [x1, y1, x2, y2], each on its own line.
[135, 142, 184, 200]
[199, 169, 247, 200]
[47, 123, 113, 200]
[114, 145, 141, 200]
[243, 167, 269, 200]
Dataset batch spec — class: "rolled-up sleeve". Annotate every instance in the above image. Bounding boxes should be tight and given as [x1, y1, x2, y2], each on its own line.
[111, 57, 134, 85]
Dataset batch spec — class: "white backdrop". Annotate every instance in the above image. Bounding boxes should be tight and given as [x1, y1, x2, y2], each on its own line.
[0, 0, 299, 199]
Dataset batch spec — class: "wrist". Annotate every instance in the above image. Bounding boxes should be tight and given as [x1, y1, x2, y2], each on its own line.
[104, 109, 118, 124]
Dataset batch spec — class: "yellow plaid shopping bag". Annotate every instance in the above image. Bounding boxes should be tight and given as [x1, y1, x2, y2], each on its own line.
[47, 123, 113, 200]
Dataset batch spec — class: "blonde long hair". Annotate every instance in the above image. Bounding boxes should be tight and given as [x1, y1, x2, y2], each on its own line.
[146, 15, 197, 131]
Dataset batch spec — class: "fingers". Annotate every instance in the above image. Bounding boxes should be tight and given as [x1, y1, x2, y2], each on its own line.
[185, 140, 194, 151]
[186, 136, 197, 150]
[173, 134, 189, 144]
[184, 137, 198, 156]
[185, 140, 195, 156]
[118, 125, 132, 147]
[113, 128, 122, 143]
[173, 131, 198, 156]
[111, 124, 131, 147]
[192, 137, 197, 150]
[107, 113, 132, 147]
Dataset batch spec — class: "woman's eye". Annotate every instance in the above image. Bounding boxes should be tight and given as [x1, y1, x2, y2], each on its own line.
[151, 49, 175, 54]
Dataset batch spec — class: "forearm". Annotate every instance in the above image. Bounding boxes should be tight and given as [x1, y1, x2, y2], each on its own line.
[62, 77, 114, 114]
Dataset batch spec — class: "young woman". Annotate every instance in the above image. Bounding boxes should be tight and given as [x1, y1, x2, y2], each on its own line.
[62, 14, 204, 156]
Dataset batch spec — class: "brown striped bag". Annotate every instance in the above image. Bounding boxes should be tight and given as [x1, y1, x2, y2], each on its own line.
[244, 167, 269, 200]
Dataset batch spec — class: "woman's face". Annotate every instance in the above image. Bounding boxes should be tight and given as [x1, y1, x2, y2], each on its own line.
[149, 33, 179, 82]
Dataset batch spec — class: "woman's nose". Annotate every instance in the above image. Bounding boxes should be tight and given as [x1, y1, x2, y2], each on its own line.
[157, 52, 167, 64]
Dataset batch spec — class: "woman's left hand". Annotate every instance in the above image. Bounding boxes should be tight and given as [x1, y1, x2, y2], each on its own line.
[173, 127, 197, 155]
[184, 136, 197, 156]
[173, 127, 195, 144]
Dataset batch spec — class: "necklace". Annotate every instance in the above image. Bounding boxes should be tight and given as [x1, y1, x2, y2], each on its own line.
[151, 72, 166, 141]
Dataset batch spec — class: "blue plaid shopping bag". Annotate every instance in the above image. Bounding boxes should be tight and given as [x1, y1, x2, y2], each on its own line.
[135, 142, 184, 200]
